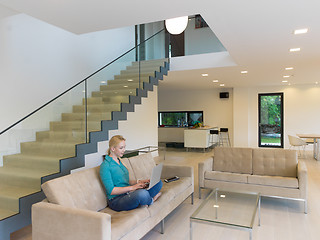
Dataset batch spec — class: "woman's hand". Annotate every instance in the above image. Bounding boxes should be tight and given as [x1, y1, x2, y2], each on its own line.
[130, 182, 146, 191]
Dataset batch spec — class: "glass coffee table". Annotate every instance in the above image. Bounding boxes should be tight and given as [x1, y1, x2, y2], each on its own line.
[190, 189, 260, 240]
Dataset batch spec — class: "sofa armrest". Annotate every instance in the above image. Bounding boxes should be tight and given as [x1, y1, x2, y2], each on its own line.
[297, 161, 308, 200]
[32, 202, 111, 240]
[198, 157, 213, 188]
[161, 164, 194, 186]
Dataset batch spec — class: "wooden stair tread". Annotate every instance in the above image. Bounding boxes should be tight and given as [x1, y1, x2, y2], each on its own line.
[0, 183, 39, 198]
[0, 209, 18, 220]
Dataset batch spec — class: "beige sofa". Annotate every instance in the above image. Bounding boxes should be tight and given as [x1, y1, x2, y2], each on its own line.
[32, 152, 194, 240]
[199, 147, 307, 213]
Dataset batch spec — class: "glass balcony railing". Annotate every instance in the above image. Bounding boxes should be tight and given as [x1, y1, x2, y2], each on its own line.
[0, 28, 167, 164]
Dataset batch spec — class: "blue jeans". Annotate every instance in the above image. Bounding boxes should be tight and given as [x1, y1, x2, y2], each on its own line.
[108, 180, 163, 211]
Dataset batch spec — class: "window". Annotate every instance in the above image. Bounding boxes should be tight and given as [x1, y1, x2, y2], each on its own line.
[258, 93, 284, 148]
[158, 111, 203, 127]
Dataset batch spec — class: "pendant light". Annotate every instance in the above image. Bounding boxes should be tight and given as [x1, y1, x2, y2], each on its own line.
[165, 16, 188, 35]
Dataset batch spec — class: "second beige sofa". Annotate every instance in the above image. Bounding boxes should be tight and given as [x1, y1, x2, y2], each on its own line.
[199, 147, 307, 213]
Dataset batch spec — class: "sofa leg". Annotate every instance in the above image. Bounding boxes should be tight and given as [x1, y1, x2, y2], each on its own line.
[199, 187, 201, 199]
[191, 193, 194, 205]
[304, 200, 308, 214]
[160, 219, 164, 234]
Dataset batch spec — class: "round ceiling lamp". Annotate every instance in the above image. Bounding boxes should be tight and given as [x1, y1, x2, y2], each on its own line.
[165, 16, 188, 35]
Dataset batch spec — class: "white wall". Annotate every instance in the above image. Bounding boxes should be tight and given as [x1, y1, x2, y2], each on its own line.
[73, 87, 159, 172]
[158, 88, 233, 144]
[233, 84, 320, 149]
[0, 14, 135, 133]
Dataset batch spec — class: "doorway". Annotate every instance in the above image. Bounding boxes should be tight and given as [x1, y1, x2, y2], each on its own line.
[165, 29, 185, 58]
[258, 93, 284, 148]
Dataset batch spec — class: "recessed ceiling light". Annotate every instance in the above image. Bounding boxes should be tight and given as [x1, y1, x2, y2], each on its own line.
[123, 86, 128, 88]
[283, 75, 290, 78]
[282, 80, 288, 83]
[100, 81, 106, 84]
[202, 73, 209, 77]
[294, 28, 308, 35]
[220, 84, 225, 87]
[212, 80, 219, 82]
[241, 71, 248, 74]
[290, 48, 300, 52]
[114, 92, 118, 94]
[285, 67, 294, 70]
[316, 82, 319, 85]
[127, 79, 133, 82]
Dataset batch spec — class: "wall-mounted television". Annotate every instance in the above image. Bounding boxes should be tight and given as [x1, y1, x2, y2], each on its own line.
[158, 111, 203, 127]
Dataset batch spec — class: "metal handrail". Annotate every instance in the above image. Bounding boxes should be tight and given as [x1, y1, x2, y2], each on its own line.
[0, 28, 165, 136]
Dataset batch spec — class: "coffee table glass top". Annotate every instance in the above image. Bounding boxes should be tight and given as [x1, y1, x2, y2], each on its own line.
[191, 189, 260, 229]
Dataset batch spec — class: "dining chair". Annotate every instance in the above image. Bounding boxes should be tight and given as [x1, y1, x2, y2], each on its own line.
[288, 135, 307, 158]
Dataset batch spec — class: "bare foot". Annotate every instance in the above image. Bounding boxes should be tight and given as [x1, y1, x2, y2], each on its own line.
[153, 192, 162, 202]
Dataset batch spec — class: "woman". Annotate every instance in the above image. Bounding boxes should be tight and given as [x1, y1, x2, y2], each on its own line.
[100, 135, 162, 211]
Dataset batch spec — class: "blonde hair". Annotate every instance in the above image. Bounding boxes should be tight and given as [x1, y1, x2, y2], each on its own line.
[107, 135, 126, 155]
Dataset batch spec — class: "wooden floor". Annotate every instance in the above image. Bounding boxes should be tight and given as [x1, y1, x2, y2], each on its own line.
[11, 148, 320, 240]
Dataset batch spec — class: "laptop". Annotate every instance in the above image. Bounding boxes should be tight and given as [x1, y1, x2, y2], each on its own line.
[146, 163, 163, 190]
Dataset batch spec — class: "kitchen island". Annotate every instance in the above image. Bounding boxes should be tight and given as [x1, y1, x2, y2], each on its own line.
[184, 126, 218, 151]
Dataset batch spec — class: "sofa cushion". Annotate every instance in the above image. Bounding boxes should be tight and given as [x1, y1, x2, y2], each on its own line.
[100, 206, 150, 240]
[42, 166, 107, 211]
[252, 148, 297, 177]
[205, 171, 249, 183]
[214, 147, 253, 174]
[121, 157, 137, 182]
[248, 175, 298, 189]
[147, 177, 191, 217]
[163, 177, 193, 197]
[128, 152, 156, 180]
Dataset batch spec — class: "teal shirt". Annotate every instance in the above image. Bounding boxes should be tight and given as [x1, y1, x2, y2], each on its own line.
[99, 155, 130, 200]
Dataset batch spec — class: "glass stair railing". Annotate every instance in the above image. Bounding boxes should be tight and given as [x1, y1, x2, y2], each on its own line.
[0, 28, 169, 239]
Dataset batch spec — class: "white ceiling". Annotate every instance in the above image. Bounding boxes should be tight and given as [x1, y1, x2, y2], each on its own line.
[1, 0, 320, 90]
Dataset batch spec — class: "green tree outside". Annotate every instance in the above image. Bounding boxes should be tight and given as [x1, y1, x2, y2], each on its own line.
[260, 95, 281, 126]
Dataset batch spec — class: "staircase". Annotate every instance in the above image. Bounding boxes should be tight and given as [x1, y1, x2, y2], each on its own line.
[0, 58, 169, 239]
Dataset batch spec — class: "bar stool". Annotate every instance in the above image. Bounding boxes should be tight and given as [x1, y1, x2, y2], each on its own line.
[219, 128, 231, 147]
[209, 129, 219, 147]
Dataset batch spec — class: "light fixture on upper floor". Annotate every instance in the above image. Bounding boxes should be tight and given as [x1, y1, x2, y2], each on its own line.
[202, 73, 209, 77]
[165, 16, 188, 35]
[241, 70, 248, 74]
[285, 67, 294, 70]
[212, 80, 219, 82]
[220, 84, 225, 87]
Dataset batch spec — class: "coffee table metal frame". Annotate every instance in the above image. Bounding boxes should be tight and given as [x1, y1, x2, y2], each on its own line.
[190, 188, 260, 240]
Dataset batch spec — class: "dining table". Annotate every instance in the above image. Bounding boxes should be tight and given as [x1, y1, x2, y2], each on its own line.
[297, 134, 320, 160]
